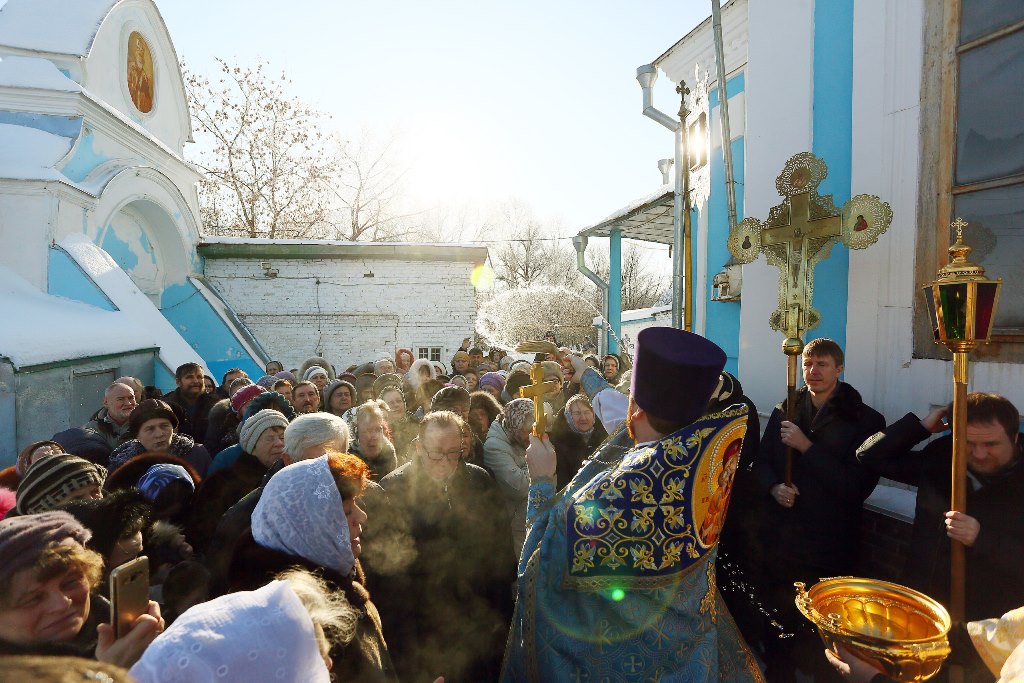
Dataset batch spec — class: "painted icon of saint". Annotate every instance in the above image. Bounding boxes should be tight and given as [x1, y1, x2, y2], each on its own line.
[127, 32, 154, 113]
[697, 437, 743, 547]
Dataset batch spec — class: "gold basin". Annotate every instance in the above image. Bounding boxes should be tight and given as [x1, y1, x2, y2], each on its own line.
[795, 577, 951, 682]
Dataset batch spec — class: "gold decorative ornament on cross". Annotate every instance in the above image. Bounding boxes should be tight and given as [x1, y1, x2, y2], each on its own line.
[514, 340, 562, 437]
[727, 151, 892, 484]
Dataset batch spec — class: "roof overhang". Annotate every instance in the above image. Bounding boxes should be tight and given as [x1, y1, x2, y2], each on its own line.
[197, 239, 489, 263]
[575, 184, 675, 245]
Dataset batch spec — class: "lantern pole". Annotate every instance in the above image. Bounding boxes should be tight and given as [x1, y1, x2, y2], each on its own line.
[949, 349, 968, 624]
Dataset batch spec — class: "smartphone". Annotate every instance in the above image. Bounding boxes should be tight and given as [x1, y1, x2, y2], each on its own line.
[109, 556, 150, 639]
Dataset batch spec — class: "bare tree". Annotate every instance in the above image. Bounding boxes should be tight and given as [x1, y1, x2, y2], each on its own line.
[328, 130, 416, 241]
[489, 200, 576, 289]
[589, 242, 670, 310]
[184, 58, 335, 239]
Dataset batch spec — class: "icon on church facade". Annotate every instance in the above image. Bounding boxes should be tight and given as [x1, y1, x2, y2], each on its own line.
[127, 31, 154, 113]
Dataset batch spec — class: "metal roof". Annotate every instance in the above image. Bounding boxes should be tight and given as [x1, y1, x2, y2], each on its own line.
[575, 184, 675, 245]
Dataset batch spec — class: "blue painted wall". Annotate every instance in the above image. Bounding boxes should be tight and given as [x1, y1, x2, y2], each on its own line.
[809, 0, 854, 351]
[160, 281, 262, 383]
[62, 129, 111, 183]
[703, 73, 746, 378]
[47, 247, 117, 311]
[0, 112, 82, 139]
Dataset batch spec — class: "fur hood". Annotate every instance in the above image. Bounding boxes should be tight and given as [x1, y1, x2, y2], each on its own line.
[404, 358, 437, 391]
[299, 356, 336, 382]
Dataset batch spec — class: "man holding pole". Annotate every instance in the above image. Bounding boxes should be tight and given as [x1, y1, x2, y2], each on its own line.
[751, 337, 884, 681]
[856, 392, 1024, 623]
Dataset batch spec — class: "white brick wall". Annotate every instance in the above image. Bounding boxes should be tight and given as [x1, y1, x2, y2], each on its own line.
[204, 256, 480, 372]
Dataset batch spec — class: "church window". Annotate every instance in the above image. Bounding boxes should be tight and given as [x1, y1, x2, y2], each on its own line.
[916, 1, 1024, 358]
[417, 347, 442, 362]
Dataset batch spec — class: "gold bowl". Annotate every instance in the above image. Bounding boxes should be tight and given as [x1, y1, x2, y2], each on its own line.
[795, 577, 951, 682]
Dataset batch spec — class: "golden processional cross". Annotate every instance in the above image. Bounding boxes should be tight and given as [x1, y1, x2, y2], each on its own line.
[728, 152, 893, 484]
[513, 340, 563, 437]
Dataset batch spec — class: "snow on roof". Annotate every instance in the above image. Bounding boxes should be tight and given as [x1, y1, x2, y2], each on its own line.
[199, 237, 487, 250]
[579, 183, 673, 234]
[59, 234, 209, 374]
[0, 55, 82, 91]
[0, 0, 117, 56]
[0, 122, 73, 181]
[592, 305, 673, 327]
[0, 265, 156, 368]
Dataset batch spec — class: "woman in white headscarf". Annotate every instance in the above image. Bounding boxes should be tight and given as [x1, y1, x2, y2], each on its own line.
[228, 454, 397, 682]
[130, 571, 356, 683]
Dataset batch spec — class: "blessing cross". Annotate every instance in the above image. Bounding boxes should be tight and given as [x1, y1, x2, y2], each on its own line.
[519, 363, 562, 437]
[728, 151, 893, 484]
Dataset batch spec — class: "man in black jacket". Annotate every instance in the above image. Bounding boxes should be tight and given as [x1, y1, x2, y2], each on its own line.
[856, 392, 1024, 623]
[752, 337, 885, 681]
[162, 363, 219, 444]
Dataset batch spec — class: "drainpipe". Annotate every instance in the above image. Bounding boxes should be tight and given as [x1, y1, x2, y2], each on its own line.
[712, 0, 738, 233]
[637, 64, 691, 331]
[572, 235, 609, 356]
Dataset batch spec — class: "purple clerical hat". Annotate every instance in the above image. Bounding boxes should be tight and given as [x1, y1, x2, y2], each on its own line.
[630, 327, 726, 426]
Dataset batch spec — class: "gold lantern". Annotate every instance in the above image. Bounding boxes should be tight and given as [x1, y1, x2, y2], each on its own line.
[921, 217, 1002, 626]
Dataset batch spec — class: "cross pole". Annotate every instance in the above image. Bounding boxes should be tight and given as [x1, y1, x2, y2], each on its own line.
[728, 152, 892, 484]
[519, 363, 562, 437]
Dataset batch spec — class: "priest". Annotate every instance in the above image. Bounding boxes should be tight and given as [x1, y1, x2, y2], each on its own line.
[501, 327, 764, 682]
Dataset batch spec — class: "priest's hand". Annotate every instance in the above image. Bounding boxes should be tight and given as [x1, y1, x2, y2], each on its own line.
[920, 405, 949, 433]
[780, 421, 812, 453]
[945, 510, 980, 547]
[526, 433, 557, 480]
[561, 351, 588, 384]
[771, 483, 800, 508]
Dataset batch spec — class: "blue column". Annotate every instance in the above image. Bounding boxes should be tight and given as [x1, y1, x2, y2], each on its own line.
[608, 228, 622, 354]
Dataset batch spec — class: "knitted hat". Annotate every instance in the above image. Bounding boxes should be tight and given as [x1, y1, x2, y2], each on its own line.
[338, 371, 358, 385]
[303, 366, 329, 382]
[0, 511, 91, 583]
[16, 454, 107, 515]
[273, 370, 297, 383]
[231, 384, 267, 414]
[243, 391, 297, 422]
[15, 440, 63, 476]
[479, 371, 506, 393]
[453, 350, 470, 362]
[228, 376, 254, 393]
[323, 379, 357, 410]
[128, 399, 178, 437]
[239, 409, 289, 454]
[256, 374, 278, 389]
[61, 488, 151, 559]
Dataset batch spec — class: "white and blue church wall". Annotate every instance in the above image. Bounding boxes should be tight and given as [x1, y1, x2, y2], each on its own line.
[0, 0, 266, 460]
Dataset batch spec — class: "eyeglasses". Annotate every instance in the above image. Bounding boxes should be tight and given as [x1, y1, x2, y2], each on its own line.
[422, 446, 465, 461]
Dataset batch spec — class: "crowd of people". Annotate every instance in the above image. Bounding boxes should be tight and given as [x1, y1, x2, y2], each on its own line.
[0, 330, 1021, 683]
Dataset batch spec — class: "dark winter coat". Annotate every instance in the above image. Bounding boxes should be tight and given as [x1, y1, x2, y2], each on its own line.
[362, 460, 516, 683]
[83, 407, 131, 452]
[109, 433, 211, 478]
[350, 440, 398, 481]
[752, 382, 885, 574]
[548, 411, 609, 489]
[857, 414, 1024, 621]
[161, 388, 219, 445]
[228, 532, 398, 683]
[202, 399, 240, 457]
[186, 451, 269, 555]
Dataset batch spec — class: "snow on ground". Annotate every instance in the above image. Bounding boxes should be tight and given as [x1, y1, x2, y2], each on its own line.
[0, 0, 116, 56]
[0, 265, 155, 368]
[59, 234, 209, 374]
[0, 122, 72, 181]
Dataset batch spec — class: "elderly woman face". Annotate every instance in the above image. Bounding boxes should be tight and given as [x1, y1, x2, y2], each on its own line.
[569, 402, 596, 433]
[464, 370, 479, 392]
[329, 385, 353, 414]
[310, 374, 328, 391]
[0, 561, 91, 644]
[376, 360, 395, 375]
[138, 417, 174, 452]
[380, 389, 405, 418]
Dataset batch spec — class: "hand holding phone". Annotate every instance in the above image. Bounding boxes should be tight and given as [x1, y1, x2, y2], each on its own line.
[110, 556, 150, 639]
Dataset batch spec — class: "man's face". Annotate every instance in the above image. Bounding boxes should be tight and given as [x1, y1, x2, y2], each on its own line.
[358, 417, 385, 460]
[802, 353, 842, 396]
[251, 425, 286, 467]
[103, 384, 137, 424]
[454, 357, 469, 373]
[966, 420, 1019, 475]
[138, 418, 174, 452]
[602, 358, 619, 379]
[293, 385, 320, 414]
[329, 386, 353, 414]
[275, 383, 293, 403]
[469, 351, 483, 368]
[223, 371, 246, 389]
[176, 368, 205, 401]
[0, 565, 91, 644]
[417, 424, 463, 482]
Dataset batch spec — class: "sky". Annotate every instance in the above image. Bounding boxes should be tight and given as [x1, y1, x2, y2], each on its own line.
[159, 1, 711, 240]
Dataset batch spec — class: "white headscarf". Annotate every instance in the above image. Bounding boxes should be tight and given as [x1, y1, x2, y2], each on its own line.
[129, 580, 329, 683]
[251, 456, 355, 576]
